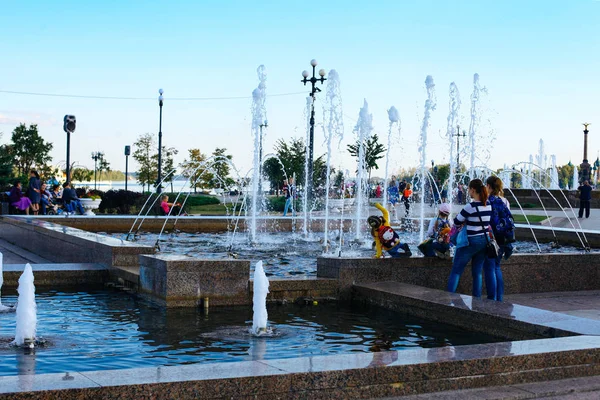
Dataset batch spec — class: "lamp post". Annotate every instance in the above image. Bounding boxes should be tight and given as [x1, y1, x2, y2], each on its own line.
[91, 151, 104, 190]
[301, 59, 326, 202]
[63, 115, 76, 183]
[258, 120, 268, 195]
[124, 145, 131, 192]
[453, 125, 467, 167]
[157, 89, 164, 193]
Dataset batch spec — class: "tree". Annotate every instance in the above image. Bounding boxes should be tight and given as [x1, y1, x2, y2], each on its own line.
[157, 146, 178, 192]
[133, 133, 158, 192]
[558, 164, 575, 189]
[434, 164, 450, 186]
[181, 148, 209, 192]
[71, 167, 94, 182]
[347, 133, 386, 181]
[0, 134, 13, 187]
[11, 124, 53, 176]
[92, 153, 111, 180]
[211, 148, 235, 188]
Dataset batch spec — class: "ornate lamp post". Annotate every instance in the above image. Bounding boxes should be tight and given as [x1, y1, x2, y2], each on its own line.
[156, 89, 164, 193]
[91, 151, 104, 190]
[301, 59, 326, 202]
[453, 125, 467, 167]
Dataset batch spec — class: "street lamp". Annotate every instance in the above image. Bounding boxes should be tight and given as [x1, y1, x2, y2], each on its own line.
[452, 125, 467, 167]
[258, 120, 268, 195]
[157, 88, 164, 193]
[91, 151, 104, 190]
[63, 115, 76, 183]
[301, 59, 326, 202]
[124, 145, 131, 192]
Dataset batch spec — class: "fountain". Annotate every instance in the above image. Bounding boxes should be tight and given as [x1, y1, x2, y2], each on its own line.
[250, 65, 268, 243]
[353, 99, 374, 241]
[322, 69, 344, 250]
[383, 106, 400, 211]
[468, 73, 482, 179]
[550, 155, 560, 190]
[252, 261, 270, 335]
[302, 96, 312, 238]
[572, 164, 579, 189]
[446, 82, 461, 205]
[14, 264, 37, 348]
[418, 75, 436, 243]
[536, 139, 547, 186]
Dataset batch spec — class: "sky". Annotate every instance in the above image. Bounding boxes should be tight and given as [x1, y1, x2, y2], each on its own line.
[1, 0, 599, 179]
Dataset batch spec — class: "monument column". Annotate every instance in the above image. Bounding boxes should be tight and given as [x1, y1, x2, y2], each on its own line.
[580, 123, 591, 183]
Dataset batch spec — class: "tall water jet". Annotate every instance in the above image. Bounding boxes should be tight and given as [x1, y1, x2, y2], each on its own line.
[353, 99, 374, 241]
[419, 76, 437, 243]
[252, 261, 270, 335]
[14, 264, 36, 348]
[383, 106, 400, 210]
[536, 139, 547, 187]
[322, 70, 344, 250]
[302, 96, 312, 238]
[550, 155, 560, 190]
[572, 164, 579, 189]
[468, 73, 481, 179]
[446, 82, 461, 204]
[250, 65, 268, 243]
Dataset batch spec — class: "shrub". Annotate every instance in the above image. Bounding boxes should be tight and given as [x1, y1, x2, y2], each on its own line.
[99, 190, 146, 214]
[171, 194, 219, 207]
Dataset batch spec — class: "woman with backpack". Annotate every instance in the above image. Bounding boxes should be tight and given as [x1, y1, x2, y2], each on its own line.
[446, 179, 492, 298]
[483, 176, 515, 301]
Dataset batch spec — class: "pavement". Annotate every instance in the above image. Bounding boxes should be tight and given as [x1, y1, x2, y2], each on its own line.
[0, 238, 50, 265]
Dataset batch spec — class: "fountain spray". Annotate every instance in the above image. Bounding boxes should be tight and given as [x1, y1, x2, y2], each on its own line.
[353, 100, 374, 241]
[14, 264, 36, 348]
[468, 73, 481, 179]
[572, 164, 579, 190]
[550, 155, 560, 190]
[446, 82, 461, 205]
[303, 96, 312, 238]
[419, 76, 437, 243]
[250, 65, 267, 243]
[252, 261, 270, 335]
[322, 70, 344, 251]
[383, 106, 401, 210]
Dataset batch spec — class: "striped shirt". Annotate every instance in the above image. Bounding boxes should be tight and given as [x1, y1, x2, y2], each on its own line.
[454, 201, 492, 236]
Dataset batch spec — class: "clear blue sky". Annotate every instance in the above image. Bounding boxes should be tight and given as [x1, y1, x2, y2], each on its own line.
[1, 0, 599, 176]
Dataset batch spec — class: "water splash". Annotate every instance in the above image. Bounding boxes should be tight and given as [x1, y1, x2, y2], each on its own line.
[468, 74, 481, 178]
[383, 106, 401, 210]
[252, 261, 270, 335]
[354, 99, 374, 240]
[419, 76, 436, 243]
[550, 155, 560, 190]
[572, 164, 579, 189]
[446, 82, 461, 204]
[322, 70, 344, 250]
[14, 264, 36, 347]
[303, 96, 312, 238]
[250, 65, 268, 243]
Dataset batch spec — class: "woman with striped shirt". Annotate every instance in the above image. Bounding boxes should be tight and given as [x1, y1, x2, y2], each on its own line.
[446, 179, 492, 298]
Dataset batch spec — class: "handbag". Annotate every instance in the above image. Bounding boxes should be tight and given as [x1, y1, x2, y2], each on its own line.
[449, 224, 469, 248]
[476, 206, 500, 259]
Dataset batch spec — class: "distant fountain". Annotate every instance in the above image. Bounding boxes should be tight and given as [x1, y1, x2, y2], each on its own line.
[252, 261, 270, 335]
[536, 139, 547, 187]
[572, 165, 579, 190]
[550, 155, 560, 190]
[446, 82, 461, 204]
[14, 264, 36, 348]
[250, 65, 268, 243]
[468, 73, 481, 179]
[322, 70, 344, 250]
[501, 164, 511, 190]
[383, 106, 400, 208]
[419, 76, 436, 243]
[353, 100, 374, 240]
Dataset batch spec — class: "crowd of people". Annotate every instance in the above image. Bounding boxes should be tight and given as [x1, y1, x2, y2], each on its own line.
[7, 170, 86, 215]
[368, 176, 516, 302]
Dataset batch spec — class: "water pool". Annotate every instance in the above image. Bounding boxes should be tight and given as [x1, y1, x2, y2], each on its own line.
[0, 288, 501, 376]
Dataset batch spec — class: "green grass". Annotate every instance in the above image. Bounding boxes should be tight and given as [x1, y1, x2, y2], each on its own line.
[513, 214, 547, 223]
[188, 204, 242, 215]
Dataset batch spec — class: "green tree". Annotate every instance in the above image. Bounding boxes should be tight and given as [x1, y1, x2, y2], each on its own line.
[71, 167, 94, 182]
[347, 133, 386, 181]
[133, 133, 157, 192]
[0, 134, 13, 187]
[558, 163, 575, 189]
[434, 164, 450, 186]
[157, 146, 178, 192]
[263, 137, 324, 191]
[211, 148, 234, 188]
[11, 123, 53, 176]
[181, 148, 209, 192]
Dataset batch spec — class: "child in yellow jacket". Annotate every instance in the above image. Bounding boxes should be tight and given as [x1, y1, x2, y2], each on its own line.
[368, 203, 412, 258]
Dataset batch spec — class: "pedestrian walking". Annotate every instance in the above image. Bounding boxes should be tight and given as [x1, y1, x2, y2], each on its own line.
[578, 180, 592, 218]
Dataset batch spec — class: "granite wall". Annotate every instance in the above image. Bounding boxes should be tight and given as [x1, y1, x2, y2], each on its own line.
[139, 254, 251, 307]
[0, 217, 154, 267]
[317, 252, 600, 299]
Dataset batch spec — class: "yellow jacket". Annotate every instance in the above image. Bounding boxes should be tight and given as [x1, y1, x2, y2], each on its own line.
[372, 203, 391, 258]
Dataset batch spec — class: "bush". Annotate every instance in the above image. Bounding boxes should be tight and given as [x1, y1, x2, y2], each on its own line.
[267, 196, 302, 212]
[99, 190, 146, 214]
[172, 194, 219, 207]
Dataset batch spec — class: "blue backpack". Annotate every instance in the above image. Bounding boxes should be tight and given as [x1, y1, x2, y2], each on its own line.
[489, 196, 515, 244]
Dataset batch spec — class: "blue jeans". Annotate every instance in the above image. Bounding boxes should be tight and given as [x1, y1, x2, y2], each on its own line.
[387, 242, 408, 258]
[67, 200, 86, 215]
[447, 234, 487, 297]
[40, 197, 49, 215]
[283, 197, 294, 216]
[483, 246, 505, 301]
